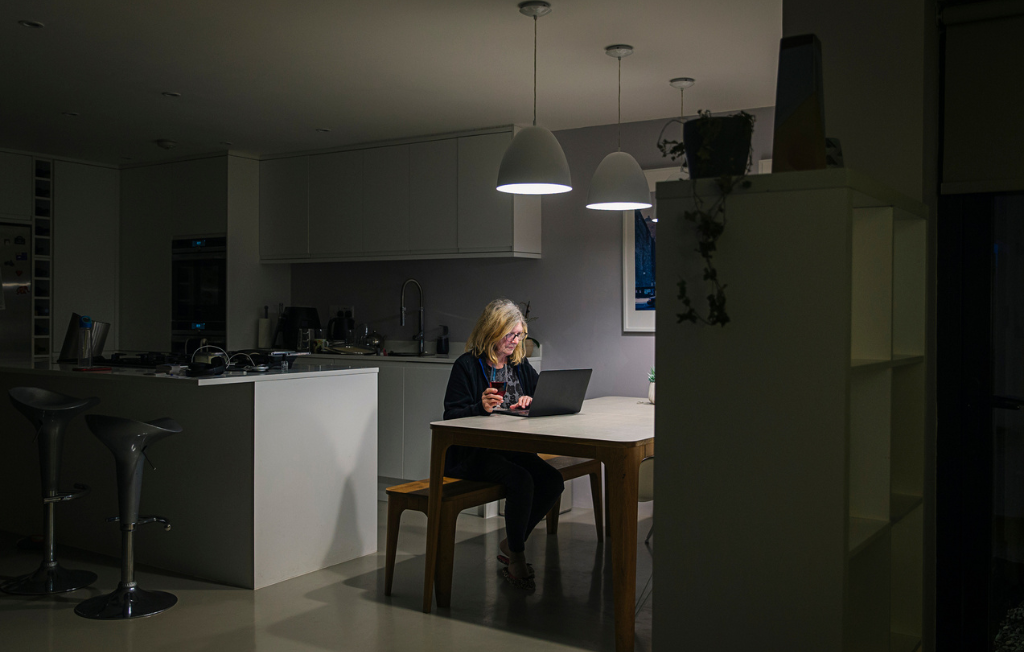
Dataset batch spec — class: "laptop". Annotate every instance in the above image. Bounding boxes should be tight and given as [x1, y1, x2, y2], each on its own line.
[493, 368, 592, 417]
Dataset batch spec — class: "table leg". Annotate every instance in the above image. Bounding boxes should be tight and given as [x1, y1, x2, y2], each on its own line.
[605, 447, 642, 652]
[422, 430, 452, 613]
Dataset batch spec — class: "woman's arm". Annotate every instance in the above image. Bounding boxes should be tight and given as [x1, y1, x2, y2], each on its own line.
[443, 354, 488, 419]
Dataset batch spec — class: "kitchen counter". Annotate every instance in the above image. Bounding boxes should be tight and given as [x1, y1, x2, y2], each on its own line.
[0, 361, 378, 589]
[0, 359, 374, 385]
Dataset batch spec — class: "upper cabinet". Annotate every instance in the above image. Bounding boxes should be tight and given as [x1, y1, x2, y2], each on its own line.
[259, 156, 309, 260]
[0, 152, 33, 221]
[308, 150, 362, 256]
[258, 126, 542, 262]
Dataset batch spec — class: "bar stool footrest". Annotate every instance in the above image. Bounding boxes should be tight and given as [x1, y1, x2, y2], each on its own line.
[43, 483, 90, 503]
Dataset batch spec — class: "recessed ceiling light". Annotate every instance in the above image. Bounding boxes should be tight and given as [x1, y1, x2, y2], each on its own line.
[18, 20, 44, 28]
[316, 128, 331, 133]
[162, 92, 181, 98]
[62, 111, 79, 117]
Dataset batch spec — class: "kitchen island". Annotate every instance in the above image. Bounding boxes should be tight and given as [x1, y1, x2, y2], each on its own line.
[0, 362, 377, 589]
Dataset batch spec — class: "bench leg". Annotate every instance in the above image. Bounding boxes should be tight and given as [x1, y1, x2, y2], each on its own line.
[589, 469, 604, 542]
[384, 498, 404, 596]
[434, 508, 459, 609]
[546, 500, 560, 535]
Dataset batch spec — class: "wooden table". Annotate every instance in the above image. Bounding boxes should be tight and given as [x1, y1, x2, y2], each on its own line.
[423, 396, 655, 652]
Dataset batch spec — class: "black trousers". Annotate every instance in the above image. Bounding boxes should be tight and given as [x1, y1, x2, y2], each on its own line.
[446, 448, 564, 553]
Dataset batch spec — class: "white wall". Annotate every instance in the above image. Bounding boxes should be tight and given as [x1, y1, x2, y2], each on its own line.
[226, 155, 290, 349]
[119, 156, 228, 350]
[53, 161, 120, 352]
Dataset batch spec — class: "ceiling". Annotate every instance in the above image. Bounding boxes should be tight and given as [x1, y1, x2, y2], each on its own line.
[1, 0, 782, 166]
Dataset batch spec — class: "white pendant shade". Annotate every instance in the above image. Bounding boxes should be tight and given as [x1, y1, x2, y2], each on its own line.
[495, 126, 572, 195]
[586, 151, 652, 210]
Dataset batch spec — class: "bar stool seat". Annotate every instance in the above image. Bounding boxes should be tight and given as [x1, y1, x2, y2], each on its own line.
[75, 415, 182, 620]
[2, 387, 99, 595]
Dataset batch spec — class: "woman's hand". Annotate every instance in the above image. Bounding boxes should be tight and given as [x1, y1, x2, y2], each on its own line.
[514, 395, 533, 409]
[482, 387, 503, 413]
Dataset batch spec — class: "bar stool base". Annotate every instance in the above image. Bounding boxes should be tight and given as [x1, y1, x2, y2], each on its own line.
[1, 563, 97, 595]
[75, 586, 177, 620]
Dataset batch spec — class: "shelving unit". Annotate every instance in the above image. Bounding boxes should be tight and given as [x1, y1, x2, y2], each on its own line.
[655, 168, 927, 651]
[32, 159, 52, 359]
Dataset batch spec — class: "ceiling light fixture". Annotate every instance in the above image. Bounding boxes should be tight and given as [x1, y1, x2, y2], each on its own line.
[586, 44, 652, 211]
[18, 20, 44, 28]
[669, 76, 695, 148]
[495, 1, 571, 195]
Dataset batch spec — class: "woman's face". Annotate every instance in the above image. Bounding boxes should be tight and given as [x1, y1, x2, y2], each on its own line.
[497, 322, 526, 359]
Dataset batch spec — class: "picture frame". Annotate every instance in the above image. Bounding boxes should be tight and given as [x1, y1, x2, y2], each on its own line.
[622, 167, 686, 333]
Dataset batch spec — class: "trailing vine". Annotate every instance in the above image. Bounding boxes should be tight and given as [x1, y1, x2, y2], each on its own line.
[675, 175, 750, 326]
[656, 110, 755, 326]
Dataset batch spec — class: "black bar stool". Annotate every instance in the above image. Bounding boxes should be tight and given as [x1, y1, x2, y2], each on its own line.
[75, 415, 182, 620]
[2, 387, 99, 595]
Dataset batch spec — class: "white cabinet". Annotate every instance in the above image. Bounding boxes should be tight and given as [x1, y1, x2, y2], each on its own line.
[377, 366, 405, 478]
[402, 366, 451, 479]
[458, 132, 541, 256]
[409, 139, 458, 254]
[0, 152, 33, 221]
[259, 156, 308, 259]
[308, 151, 363, 255]
[362, 145, 409, 254]
[258, 127, 542, 262]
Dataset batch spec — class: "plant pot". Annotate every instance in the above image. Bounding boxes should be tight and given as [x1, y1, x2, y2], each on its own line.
[524, 338, 536, 357]
[648, 382, 655, 405]
[683, 115, 753, 179]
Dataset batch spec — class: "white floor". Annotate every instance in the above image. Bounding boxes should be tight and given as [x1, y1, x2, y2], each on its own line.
[0, 502, 654, 652]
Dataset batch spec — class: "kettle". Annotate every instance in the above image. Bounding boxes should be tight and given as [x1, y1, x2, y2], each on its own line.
[366, 330, 385, 353]
[326, 310, 354, 342]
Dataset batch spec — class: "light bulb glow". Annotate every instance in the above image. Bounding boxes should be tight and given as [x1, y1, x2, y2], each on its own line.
[586, 200, 653, 211]
[497, 182, 572, 195]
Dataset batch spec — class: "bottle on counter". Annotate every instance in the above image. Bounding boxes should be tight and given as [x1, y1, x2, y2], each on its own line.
[78, 315, 93, 368]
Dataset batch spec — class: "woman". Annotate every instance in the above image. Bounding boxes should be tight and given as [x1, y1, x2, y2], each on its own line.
[442, 298, 564, 589]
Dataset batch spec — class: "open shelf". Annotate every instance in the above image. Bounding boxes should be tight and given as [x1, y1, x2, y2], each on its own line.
[893, 213, 926, 358]
[850, 368, 892, 521]
[849, 517, 889, 556]
[851, 206, 894, 363]
[845, 529, 892, 650]
[892, 363, 925, 498]
[891, 503, 924, 647]
[890, 493, 923, 523]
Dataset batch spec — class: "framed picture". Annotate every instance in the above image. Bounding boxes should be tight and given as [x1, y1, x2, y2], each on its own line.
[622, 167, 686, 333]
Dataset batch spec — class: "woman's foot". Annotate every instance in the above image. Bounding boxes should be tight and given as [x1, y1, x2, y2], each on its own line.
[497, 538, 535, 578]
[501, 549, 536, 590]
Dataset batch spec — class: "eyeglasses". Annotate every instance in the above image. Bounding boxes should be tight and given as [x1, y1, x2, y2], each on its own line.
[503, 331, 527, 343]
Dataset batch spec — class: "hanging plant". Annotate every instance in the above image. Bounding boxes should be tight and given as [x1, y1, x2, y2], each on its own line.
[656, 110, 755, 326]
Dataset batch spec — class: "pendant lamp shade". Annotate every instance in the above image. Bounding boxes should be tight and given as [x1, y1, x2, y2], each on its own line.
[586, 151, 652, 210]
[496, 126, 572, 195]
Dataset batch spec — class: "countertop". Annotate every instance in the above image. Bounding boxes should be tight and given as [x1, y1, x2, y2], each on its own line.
[0, 360, 376, 386]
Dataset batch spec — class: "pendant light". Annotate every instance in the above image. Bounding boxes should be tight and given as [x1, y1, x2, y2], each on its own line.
[587, 45, 652, 211]
[495, 1, 572, 195]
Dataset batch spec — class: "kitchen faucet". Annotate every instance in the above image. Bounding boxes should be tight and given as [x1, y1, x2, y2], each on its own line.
[400, 279, 425, 356]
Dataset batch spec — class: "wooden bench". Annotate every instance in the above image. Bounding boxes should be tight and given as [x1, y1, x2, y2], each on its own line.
[384, 454, 603, 605]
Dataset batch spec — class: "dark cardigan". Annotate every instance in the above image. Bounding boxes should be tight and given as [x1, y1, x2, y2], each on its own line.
[441, 351, 539, 471]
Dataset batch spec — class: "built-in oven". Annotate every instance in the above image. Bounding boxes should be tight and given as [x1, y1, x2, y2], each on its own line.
[171, 235, 226, 354]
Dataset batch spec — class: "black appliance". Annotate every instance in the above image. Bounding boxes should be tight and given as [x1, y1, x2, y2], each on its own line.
[273, 307, 321, 350]
[171, 236, 227, 354]
[326, 309, 354, 342]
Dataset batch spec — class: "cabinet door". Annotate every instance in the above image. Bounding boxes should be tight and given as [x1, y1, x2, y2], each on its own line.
[0, 152, 32, 219]
[409, 139, 458, 253]
[362, 145, 409, 254]
[458, 133, 514, 252]
[309, 151, 363, 255]
[402, 366, 450, 480]
[377, 366, 405, 479]
[259, 157, 309, 259]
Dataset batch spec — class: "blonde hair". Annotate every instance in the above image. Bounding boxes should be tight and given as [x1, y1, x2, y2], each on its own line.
[466, 299, 528, 366]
